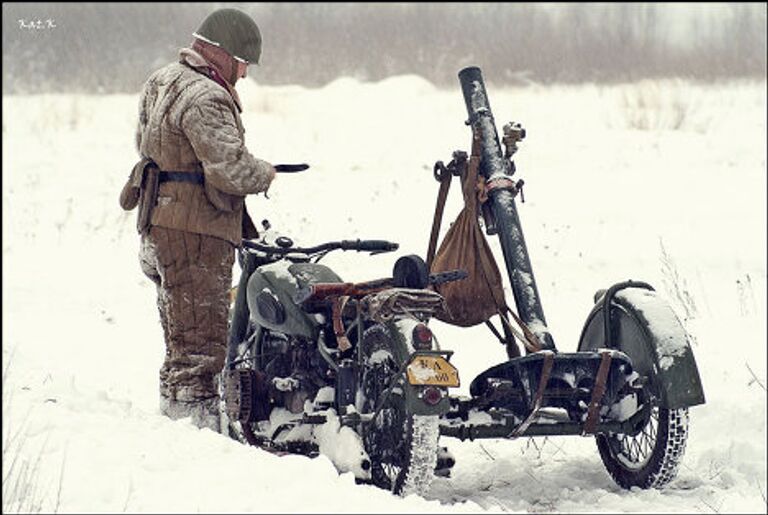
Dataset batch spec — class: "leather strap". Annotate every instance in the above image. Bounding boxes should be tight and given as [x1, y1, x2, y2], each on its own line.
[505, 308, 543, 354]
[332, 296, 352, 352]
[426, 172, 452, 269]
[158, 171, 204, 184]
[485, 177, 518, 196]
[582, 350, 614, 435]
[509, 350, 555, 437]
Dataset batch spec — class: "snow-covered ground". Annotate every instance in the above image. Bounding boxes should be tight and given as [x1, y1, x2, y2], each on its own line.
[3, 74, 766, 513]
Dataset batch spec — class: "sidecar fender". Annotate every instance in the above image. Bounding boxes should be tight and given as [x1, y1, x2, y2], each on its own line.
[577, 285, 705, 410]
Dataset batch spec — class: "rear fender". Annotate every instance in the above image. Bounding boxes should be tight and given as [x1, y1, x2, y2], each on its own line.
[577, 283, 705, 410]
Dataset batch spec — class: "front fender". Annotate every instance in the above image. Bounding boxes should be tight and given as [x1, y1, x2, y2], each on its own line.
[577, 284, 705, 410]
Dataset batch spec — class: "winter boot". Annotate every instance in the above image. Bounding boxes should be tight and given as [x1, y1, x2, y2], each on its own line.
[189, 397, 221, 433]
[159, 395, 222, 433]
[160, 395, 192, 420]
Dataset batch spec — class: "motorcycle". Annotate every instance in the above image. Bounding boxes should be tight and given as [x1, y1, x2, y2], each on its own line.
[222, 66, 706, 497]
[221, 223, 465, 496]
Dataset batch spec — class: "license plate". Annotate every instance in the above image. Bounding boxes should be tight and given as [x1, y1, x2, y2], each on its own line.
[406, 355, 460, 387]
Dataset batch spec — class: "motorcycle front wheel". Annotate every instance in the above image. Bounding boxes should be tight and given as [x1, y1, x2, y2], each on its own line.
[221, 322, 269, 446]
[359, 324, 439, 496]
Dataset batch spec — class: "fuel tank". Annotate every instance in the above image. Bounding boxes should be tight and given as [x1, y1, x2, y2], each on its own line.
[246, 260, 343, 339]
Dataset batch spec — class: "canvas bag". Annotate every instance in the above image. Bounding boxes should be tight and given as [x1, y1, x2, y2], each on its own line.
[427, 132, 508, 328]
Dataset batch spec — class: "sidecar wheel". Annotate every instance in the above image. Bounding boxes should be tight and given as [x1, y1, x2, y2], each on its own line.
[596, 406, 689, 489]
[579, 286, 696, 489]
[360, 324, 438, 496]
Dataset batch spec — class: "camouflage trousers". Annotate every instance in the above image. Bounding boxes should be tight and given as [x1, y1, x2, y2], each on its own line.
[140, 226, 235, 403]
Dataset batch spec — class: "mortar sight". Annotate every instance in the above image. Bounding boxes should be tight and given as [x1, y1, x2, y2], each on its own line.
[502, 122, 526, 158]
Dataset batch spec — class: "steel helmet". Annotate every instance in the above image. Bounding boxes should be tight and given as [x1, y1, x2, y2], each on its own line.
[193, 8, 262, 64]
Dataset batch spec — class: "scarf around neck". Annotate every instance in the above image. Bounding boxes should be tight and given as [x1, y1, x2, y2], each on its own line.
[179, 45, 243, 113]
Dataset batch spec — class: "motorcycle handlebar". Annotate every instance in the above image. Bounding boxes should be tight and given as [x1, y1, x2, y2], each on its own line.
[241, 238, 399, 255]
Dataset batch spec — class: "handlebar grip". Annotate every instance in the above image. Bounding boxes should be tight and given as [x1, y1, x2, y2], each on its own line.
[342, 239, 399, 253]
[274, 163, 309, 173]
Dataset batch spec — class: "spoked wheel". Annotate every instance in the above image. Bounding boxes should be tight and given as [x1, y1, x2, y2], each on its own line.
[579, 286, 698, 490]
[597, 405, 689, 489]
[360, 324, 438, 496]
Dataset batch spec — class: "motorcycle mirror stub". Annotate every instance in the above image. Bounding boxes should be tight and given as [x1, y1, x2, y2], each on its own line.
[275, 236, 294, 248]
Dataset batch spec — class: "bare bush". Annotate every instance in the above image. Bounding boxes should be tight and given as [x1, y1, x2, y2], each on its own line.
[2, 356, 63, 514]
[621, 80, 694, 131]
[736, 273, 757, 317]
[659, 237, 698, 320]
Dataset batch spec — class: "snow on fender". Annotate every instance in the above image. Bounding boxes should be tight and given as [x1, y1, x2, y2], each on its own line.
[578, 285, 706, 410]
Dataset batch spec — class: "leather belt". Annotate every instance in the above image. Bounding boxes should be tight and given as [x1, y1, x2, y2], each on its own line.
[158, 171, 204, 185]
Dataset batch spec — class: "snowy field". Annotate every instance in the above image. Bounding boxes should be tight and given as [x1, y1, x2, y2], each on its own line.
[3, 74, 766, 513]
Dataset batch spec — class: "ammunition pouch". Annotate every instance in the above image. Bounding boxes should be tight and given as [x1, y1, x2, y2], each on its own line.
[136, 163, 160, 236]
[120, 157, 160, 236]
[119, 157, 154, 211]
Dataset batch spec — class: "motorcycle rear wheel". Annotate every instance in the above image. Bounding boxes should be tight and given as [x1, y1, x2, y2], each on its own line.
[360, 324, 439, 496]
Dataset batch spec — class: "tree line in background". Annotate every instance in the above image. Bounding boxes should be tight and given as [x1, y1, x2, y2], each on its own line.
[2, 2, 766, 94]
